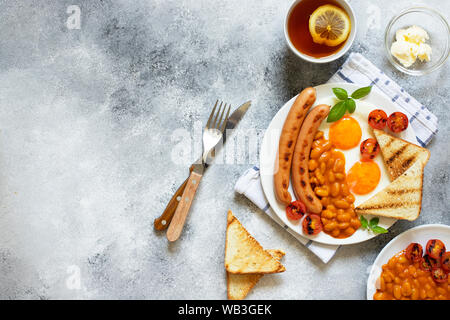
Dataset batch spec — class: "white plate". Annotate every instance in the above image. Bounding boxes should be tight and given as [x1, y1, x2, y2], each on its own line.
[259, 83, 418, 245]
[366, 224, 450, 300]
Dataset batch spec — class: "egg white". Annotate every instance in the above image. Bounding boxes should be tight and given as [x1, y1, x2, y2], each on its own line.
[316, 97, 391, 207]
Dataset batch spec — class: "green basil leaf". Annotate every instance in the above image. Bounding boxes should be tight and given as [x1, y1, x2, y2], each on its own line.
[360, 215, 368, 229]
[332, 87, 348, 100]
[371, 226, 388, 234]
[326, 101, 347, 123]
[351, 86, 372, 99]
[346, 98, 356, 113]
[369, 217, 379, 228]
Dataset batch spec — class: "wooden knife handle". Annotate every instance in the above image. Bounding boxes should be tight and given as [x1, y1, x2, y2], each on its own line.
[166, 171, 202, 242]
[154, 164, 196, 231]
[154, 177, 189, 231]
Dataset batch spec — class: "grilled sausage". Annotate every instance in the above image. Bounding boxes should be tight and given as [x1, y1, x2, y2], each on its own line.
[292, 104, 330, 214]
[274, 87, 316, 205]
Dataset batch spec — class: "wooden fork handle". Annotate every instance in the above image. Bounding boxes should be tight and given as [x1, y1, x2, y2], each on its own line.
[166, 171, 203, 242]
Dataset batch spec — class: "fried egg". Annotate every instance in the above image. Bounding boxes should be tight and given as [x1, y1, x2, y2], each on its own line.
[329, 115, 362, 150]
[317, 98, 391, 206]
[347, 161, 381, 195]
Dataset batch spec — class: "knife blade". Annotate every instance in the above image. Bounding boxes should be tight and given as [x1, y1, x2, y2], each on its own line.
[224, 100, 251, 142]
[154, 100, 251, 231]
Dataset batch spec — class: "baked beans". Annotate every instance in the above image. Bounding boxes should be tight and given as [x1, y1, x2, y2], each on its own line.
[309, 131, 360, 238]
[374, 250, 450, 300]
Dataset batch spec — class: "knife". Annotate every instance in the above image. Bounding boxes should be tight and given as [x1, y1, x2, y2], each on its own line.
[154, 100, 251, 231]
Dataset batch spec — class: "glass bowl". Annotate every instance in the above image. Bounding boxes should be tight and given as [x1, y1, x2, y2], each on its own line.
[385, 6, 450, 76]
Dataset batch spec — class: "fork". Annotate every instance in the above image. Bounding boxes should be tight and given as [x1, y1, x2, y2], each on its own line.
[166, 101, 231, 242]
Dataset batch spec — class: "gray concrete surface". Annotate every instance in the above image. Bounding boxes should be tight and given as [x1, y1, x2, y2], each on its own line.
[0, 0, 448, 299]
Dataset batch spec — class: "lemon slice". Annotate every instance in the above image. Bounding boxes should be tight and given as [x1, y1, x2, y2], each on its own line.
[309, 4, 351, 47]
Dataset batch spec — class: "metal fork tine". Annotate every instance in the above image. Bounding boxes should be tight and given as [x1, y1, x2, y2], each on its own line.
[205, 100, 218, 129]
[212, 101, 223, 129]
[216, 103, 227, 129]
[220, 105, 231, 133]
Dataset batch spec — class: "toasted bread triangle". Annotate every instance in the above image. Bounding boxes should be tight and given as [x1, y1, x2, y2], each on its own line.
[227, 249, 285, 300]
[355, 160, 424, 220]
[373, 129, 430, 181]
[225, 211, 285, 274]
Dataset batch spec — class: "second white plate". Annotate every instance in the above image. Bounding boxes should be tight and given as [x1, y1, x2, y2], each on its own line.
[366, 224, 450, 300]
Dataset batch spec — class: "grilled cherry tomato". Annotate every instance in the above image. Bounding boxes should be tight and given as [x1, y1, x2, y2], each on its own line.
[368, 109, 388, 130]
[431, 267, 448, 284]
[387, 112, 409, 133]
[419, 256, 432, 272]
[286, 200, 306, 220]
[302, 214, 322, 235]
[441, 252, 450, 272]
[428, 255, 441, 268]
[420, 254, 441, 272]
[426, 239, 446, 260]
[405, 243, 423, 262]
[360, 138, 380, 161]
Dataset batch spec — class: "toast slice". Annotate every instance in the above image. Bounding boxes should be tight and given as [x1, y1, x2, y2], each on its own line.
[355, 160, 424, 220]
[373, 129, 430, 181]
[225, 210, 286, 274]
[227, 249, 285, 300]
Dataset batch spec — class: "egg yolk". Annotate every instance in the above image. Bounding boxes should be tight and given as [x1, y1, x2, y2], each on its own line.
[329, 116, 362, 150]
[347, 161, 381, 195]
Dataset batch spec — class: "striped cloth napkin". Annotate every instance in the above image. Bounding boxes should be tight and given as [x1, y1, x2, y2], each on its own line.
[330, 53, 437, 146]
[235, 53, 437, 263]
